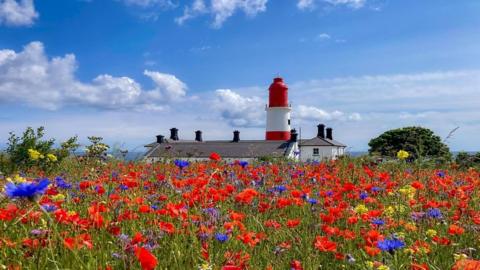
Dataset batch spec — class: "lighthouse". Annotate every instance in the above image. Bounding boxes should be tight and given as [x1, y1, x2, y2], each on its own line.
[266, 77, 291, 140]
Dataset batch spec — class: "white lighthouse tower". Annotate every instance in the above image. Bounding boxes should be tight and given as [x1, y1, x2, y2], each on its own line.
[266, 77, 291, 140]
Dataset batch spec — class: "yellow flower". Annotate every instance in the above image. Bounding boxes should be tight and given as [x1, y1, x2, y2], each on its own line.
[397, 150, 409, 160]
[399, 185, 416, 199]
[14, 174, 26, 183]
[404, 248, 414, 255]
[454, 253, 468, 261]
[52, 194, 65, 201]
[426, 229, 437, 237]
[67, 210, 77, 216]
[365, 261, 374, 269]
[354, 204, 369, 214]
[47, 153, 57, 162]
[198, 263, 212, 270]
[378, 265, 390, 270]
[28, 149, 42, 161]
[384, 206, 395, 216]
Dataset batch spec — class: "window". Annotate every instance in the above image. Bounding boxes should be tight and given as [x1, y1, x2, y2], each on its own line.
[313, 148, 319, 156]
[288, 119, 291, 125]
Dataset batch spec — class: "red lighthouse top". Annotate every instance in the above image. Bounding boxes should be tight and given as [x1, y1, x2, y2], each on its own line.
[268, 77, 289, 107]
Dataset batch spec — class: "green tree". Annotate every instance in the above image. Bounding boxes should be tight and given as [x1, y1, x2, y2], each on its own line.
[368, 126, 451, 160]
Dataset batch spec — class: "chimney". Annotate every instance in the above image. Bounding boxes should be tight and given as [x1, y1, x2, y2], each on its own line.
[290, 129, 298, 142]
[326, 127, 333, 140]
[317, 124, 325, 138]
[195, 130, 203, 142]
[233, 130, 240, 142]
[170, 128, 179, 141]
[156, 135, 165, 144]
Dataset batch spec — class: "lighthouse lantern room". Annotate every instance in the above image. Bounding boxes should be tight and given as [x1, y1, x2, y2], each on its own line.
[266, 77, 292, 140]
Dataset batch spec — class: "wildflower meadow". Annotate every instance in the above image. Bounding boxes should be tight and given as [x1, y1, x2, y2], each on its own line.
[1, 152, 479, 270]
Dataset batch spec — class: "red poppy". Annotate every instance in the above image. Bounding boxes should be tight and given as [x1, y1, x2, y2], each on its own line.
[135, 247, 158, 270]
[286, 219, 301, 228]
[314, 236, 337, 252]
[448, 224, 465, 235]
[452, 259, 480, 270]
[209, 152, 222, 161]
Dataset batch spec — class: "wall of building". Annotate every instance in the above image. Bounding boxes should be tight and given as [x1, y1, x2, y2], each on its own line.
[299, 146, 345, 162]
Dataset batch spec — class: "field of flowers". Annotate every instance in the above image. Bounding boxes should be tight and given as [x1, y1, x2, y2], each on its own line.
[1, 154, 479, 270]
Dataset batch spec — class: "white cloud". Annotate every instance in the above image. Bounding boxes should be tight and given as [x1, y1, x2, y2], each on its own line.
[324, 0, 366, 8]
[122, 0, 176, 8]
[289, 70, 480, 150]
[297, 0, 314, 10]
[0, 41, 187, 111]
[0, 0, 38, 26]
[298, 0, 366, 10]
[144, 70, 187, 101]
[176, 0, 268, 28]
[316, 33, 331, 40]
[295, 105, 361, 121]
[213, 89, 265, 127]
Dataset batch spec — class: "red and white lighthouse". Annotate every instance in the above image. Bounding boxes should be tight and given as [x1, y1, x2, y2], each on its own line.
[266, 77, 291, 140]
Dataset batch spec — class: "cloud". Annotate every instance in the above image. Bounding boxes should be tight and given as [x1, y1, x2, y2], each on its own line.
[0, 41, 188, 111]
[288, 70, 480, 150]
[213, 89, 265, 127]
[298, 0, 366, 10]
[0, 0, 38, 26]
[295, 105, 361, 121]
[144, 70, 187, 100]
[121, 0, 177, 8]
[316, 33, 331, 40]
[176, 0, 268, 28]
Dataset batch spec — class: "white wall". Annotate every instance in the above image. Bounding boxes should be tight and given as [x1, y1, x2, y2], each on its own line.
[299, 146, 345, 162]
[266, 107, 291, 132]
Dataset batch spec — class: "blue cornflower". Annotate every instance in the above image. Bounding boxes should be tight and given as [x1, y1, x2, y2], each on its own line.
[239, 161, 248, 168]
[371, 186, 382, 192]
[307, 198, 318, 205]
[55, 177, 72, 189]
[275, 185, 287, 193]
[174, 159, 189, 169]
[4, 179, 50, 200]
[41, 204, 57, 212]
[326, 191, 334, 197]
[359, 191, 368, 200]
[215, 233, 229, 243]
[119, 184, 129, 191]
[437, 171, 445, 178]
[427, 208, 443, 219]
[377, 237, 405, 253]
[371, 218, 385, 226]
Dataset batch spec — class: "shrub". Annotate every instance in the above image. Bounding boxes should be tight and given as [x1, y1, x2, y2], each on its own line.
[5, 127, 78, 174]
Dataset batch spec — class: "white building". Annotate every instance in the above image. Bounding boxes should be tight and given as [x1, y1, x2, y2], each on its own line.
[298, 124, 346, 162]
[143, 77, 346, 162]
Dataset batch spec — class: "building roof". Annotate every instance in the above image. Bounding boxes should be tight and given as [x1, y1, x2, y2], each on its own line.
[300, 137, 347, 147]
[144, 140, 293, 159]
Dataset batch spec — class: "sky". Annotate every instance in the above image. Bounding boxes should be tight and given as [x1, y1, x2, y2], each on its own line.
[0, 0, 479, 152]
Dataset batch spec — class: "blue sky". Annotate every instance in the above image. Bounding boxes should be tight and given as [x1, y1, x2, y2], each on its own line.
[1, 0, 479, 151]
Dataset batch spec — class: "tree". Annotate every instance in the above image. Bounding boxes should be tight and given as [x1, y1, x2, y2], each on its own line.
[368, 126, 451, 160]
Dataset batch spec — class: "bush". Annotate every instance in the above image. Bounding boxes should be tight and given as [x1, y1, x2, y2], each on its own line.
[5, 127, 78, 174]
[368, 126, 451, 161]
[455, 151, 480, 169]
